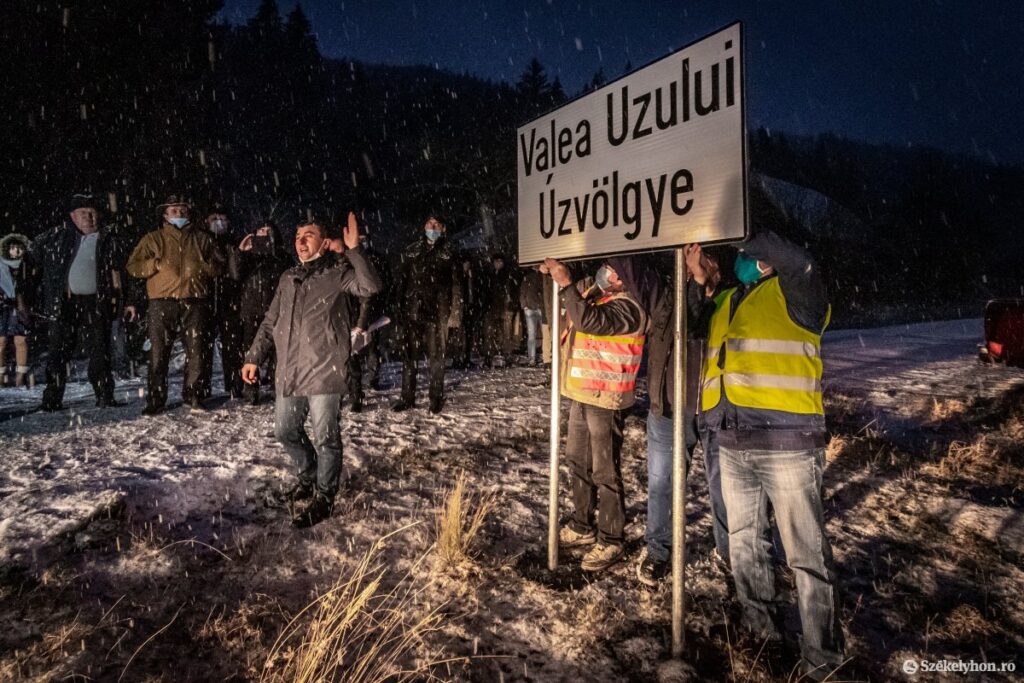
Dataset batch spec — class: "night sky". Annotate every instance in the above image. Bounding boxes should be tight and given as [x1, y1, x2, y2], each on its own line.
[219, 0, 1024, 165]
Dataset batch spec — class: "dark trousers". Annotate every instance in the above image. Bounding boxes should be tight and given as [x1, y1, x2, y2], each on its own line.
[147, 298, 210, 408]
[241, 312, 275, 400]
[201, 304, 243, 398]
[347, 337, 381, 401]
[400, 321, 446, 403]
[449, 315, 479, 367]
[566, 400, 626, 546]
[42, 294, 113, 405]
[483, 310, 516, 360]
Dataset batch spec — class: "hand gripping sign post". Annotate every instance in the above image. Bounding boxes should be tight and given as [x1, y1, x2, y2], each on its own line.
[517, 22, 747, 658]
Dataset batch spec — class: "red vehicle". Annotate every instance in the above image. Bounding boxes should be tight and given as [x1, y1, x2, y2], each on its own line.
[979, 298, 1024, 367]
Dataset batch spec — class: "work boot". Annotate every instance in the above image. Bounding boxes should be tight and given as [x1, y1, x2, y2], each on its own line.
[142, 403, 164, 416]
[390, 398, 415, 412]
[558, 525, 596, 549]
[189, 396, 209, 413]
[292, 493, 334, 528]
[581, 542, 624, 572]
[39, 399, 65, 412]
[349, 397, 363, 413]
[636, 548, 670, 587]
[272, 481, 314, 510]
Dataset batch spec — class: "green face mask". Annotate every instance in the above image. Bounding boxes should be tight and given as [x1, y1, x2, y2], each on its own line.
[734, 252, 763, 285]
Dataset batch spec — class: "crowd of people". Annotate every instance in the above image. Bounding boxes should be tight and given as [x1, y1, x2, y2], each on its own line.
[0, 189, 844, 680]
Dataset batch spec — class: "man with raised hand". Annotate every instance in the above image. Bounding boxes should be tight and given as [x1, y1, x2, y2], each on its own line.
[242, 211, 381, 529]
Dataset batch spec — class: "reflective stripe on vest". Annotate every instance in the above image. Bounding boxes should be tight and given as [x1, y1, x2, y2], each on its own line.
[567, 331, 644, 394]
[701, 278, 828, 416]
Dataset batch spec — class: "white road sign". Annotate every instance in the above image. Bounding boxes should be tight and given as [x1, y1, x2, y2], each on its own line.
[517, 22, 747, 264]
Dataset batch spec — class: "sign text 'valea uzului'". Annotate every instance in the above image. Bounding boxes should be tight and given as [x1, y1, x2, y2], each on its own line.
[517, 22, 747, 264]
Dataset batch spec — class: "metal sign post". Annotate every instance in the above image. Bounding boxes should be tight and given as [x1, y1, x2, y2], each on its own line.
[548, 280, 561, 571]
[671, 248, 688, 657]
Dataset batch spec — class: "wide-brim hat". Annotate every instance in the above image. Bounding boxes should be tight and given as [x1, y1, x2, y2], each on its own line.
[156, 194, 193, 214]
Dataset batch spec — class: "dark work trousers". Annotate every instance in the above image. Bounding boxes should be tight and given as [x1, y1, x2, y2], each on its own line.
[566, 400, 627, 546]
[483, 310, 517, 362]
[201, 301, 243, 399]
[42, 294, 114, 406]
[400, 321, 446, 404]
[241, 312, 275, 401]
[448, 315, 478, 367]
[347, 337, 381, 401]
[147, 298, 210, 409]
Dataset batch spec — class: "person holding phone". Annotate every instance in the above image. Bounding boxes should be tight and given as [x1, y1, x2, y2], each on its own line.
[237, 220, 291, 404]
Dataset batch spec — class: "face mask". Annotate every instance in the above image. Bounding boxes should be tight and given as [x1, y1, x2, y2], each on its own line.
[168, 217, 189, 228]
[734, 252, 764, 285]
[425, 229, 442, 243]
[210, 219, 228, 234]
[595, 265, 613, 291]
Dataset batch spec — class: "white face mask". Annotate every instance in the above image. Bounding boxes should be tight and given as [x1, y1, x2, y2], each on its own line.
[168, 216, 189, 228]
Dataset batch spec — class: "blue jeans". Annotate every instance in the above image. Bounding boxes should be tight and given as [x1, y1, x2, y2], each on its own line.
[274, 394, 343, 497]
[522, 308, 542, 363]
[719, 445, 844, 673]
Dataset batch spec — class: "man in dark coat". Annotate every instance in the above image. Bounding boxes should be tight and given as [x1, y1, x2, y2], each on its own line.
[482, 253, 518, 367]
[391, 213, 461, 414]
[199, 202, 244, 400]
[242, 212, 381, 528]
[237, 220, 291, 405]
[30, 193, 135, 410]
[346, 233, 388, 411]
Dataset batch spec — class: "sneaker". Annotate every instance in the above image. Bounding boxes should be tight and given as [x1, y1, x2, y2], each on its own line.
[636, 548, 671, 587]
[581, 542, 624, 572]
[292, 493, 334, 528]
[558, 525, 597, 549]
[391, 398, 414, 412]
[189, 397, 209, 413]
[428, 396, 444, 414]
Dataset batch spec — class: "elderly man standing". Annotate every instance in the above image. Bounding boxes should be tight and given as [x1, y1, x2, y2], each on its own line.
[127, 195, 224, 415]
[32, 193, 134, 411]
[242, 211, 381, 528]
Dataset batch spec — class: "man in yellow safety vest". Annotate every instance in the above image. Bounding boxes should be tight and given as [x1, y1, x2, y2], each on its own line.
[698, 211, 845, 680]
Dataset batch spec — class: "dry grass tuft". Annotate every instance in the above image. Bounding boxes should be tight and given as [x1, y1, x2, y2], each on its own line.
[434, 471, 498, 568]
[260, 532, 447, 683]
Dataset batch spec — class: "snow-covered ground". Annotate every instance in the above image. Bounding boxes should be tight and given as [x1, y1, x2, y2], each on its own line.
[1, 318, 1022, 681]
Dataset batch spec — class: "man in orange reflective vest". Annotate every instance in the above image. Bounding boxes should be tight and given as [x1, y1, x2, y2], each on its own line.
[541, 256, 648, 572]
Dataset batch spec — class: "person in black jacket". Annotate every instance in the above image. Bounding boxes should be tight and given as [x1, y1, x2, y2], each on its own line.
[482, 253, 518, 368]
[199, 203, 244, 400]
[30, 193, 135, 410]
[637, 247, 734, 587]
[450, 255, 482, 369]
[346, 233, 388, 411]
[391, 214, 461, 414]
[237, 220, 291, 405]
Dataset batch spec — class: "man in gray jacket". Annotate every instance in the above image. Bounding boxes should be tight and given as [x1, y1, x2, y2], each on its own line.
[242, 211, 381, 528]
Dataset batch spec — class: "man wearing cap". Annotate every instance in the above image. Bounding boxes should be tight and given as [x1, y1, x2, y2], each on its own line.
[31, 194, 134, 411]
[127, 195, 225, 415]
